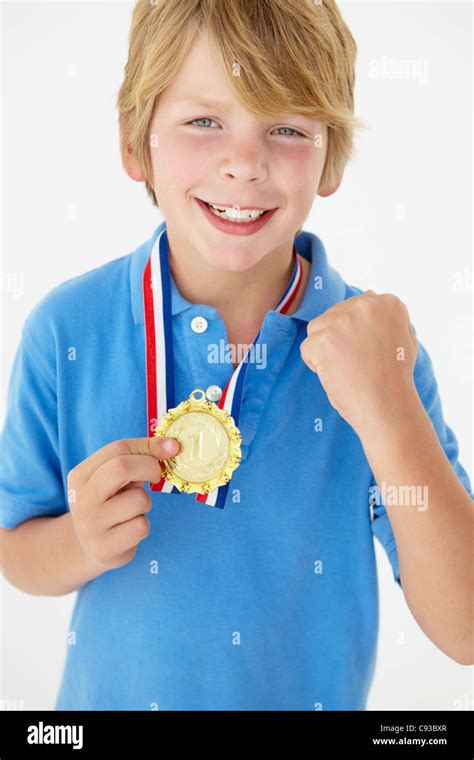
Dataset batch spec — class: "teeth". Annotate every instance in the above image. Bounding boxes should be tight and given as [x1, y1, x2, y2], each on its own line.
[206, 202, 266, 222]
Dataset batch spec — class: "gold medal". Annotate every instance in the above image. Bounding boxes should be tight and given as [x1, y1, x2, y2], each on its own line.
[154, 388, 242, 495]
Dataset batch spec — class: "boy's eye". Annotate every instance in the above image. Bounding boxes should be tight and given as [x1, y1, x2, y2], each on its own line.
[188, 117, 217, 128]
[272, 127, 304, 138]
[186, 118, 305, 138]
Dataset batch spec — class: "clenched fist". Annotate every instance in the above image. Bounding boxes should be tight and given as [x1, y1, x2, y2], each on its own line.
[300, 290, 418, 435]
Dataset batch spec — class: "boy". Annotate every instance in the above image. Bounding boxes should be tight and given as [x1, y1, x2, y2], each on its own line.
[0, 0, 472, 711]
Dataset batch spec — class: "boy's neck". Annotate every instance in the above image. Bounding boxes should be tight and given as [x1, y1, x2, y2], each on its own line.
[166, 227, 309, 337]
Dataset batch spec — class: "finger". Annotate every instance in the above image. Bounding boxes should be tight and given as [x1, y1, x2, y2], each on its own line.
[306, 291, 378, 337]
[71, 436, 180, 489]
[115, 480, 145, 495]
[307, 313, 333, 337]
[300, 334, 325, 374]
[329, 289, 377, 308]
[307, 309, 348, 337]
[303, 355, 323, 375]
[100, 486, 152, 530]
[86, 453, 169, 504]
[105, 514, 151, 559]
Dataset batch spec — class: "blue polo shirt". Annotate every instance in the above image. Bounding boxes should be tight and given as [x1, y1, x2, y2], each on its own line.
[1, 220, 472, 710]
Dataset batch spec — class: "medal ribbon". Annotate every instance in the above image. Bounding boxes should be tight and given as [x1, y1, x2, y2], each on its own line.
[143, 227, 304, 508]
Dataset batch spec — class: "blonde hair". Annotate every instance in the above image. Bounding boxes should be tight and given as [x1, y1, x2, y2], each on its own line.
[117, 0, 365, 207]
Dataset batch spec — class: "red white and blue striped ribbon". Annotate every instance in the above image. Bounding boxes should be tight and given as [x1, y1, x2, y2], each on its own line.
[143, 226, 303, 509]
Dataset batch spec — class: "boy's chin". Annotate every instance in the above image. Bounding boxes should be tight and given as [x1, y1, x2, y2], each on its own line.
[199, 246, 265, 274]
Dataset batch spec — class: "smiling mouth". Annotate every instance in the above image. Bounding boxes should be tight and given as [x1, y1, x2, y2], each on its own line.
[195, 197, 275, 222]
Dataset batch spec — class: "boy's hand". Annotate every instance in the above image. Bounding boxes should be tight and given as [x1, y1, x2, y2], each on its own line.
[67, 436, 180, 572]
[300, 290, 419, 436]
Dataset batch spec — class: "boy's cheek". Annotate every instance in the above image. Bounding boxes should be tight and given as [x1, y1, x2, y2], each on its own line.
[151, 134, 213, 179]
[271, 147, 325, 196]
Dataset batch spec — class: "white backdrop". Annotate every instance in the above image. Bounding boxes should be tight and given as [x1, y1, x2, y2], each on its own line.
[1, 1, 472, 711]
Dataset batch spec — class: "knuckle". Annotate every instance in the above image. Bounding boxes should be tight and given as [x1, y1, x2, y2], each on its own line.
[335, 312, 351, 330]
[110, 439, 132, 459]
[113, 455, 132, 479]
[300, 337, 309, 355]
[107, 557, 122, 570]
[123, 547, 137, 563]
[382, 292, 402, 309]
[358, 294, 375, 310]
[300, 341, 315, 363]
[300, 336, 309, 353]
[136, 515, 151, 538]
[134, 488, 152, 512]
[115, 547, 136, 567]
[390, 297, 407, 320]
[317, 328, 334, 348]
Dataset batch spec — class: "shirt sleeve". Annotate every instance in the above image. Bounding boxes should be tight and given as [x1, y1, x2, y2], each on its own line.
[370, 334, 473, 588]
[0, 307, 67, 530]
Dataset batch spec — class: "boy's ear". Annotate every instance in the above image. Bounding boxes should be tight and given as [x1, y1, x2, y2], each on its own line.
[122, 145, 147, 183]
[317, 172, 343, 198]
[119, 117, 147, 183]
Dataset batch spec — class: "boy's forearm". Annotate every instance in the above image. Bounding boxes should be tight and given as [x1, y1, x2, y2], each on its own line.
[0, 512, 107, 596]
[358, 389, 474, 665]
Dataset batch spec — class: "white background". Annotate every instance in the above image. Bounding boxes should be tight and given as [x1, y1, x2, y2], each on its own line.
[0, 1, 472, 710]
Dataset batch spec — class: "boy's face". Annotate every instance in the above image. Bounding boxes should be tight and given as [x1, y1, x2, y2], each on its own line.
[128, 29, 339, 273]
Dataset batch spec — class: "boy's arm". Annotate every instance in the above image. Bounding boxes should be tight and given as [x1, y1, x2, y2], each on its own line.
[300, 289, 473, 665]
[359, 391, 473, 666]
[0, 513, 107, 596]
[0, 435, 181, 597]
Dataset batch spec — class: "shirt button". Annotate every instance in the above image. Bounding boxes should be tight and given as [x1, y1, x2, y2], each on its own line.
[206, 384, 222, 402]
[191, 316, 208, 333]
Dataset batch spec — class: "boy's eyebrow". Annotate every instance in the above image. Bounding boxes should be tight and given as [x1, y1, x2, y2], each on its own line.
[173, 96, 232, 110]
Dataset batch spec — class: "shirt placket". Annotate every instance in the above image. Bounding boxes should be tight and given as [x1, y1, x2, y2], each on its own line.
[180, 306, 299, 462]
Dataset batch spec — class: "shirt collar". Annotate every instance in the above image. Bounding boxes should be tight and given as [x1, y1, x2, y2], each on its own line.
[130, 219, 347, 325]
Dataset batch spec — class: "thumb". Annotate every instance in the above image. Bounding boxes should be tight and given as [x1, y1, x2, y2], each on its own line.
[149, 434, 180, 458]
